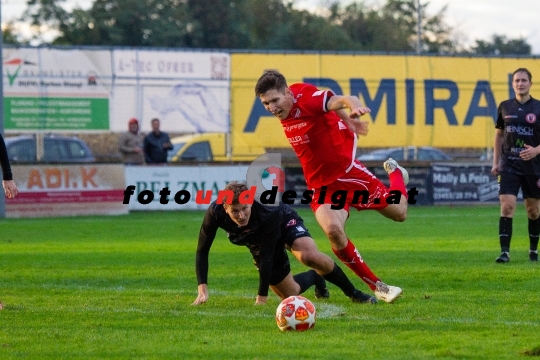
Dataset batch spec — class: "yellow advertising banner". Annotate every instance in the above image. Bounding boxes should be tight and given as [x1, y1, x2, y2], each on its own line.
[231, 53, 540, 149]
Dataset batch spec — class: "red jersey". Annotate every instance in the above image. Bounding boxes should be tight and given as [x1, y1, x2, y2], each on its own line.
[281, 83, 357, 188]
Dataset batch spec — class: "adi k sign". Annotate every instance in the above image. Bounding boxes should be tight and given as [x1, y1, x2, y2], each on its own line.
[6, 164, 127, 218]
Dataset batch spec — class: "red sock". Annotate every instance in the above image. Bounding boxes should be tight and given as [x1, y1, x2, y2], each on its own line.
[389, 169, 407, 198]
[332, 239, 380, 290]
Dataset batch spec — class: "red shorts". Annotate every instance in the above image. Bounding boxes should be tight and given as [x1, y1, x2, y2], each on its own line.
[310, 161, 390, 213]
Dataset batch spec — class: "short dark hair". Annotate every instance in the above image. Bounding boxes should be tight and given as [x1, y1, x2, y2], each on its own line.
[223, 181, 248, 207]
[255, 70, 288, 96]
[513, 68, 532, 81]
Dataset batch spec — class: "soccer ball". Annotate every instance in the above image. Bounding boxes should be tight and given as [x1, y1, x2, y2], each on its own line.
[275, 295, 316, 331]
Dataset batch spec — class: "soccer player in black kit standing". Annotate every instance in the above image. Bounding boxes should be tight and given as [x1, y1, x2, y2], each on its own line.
[492, 68, 540, 263]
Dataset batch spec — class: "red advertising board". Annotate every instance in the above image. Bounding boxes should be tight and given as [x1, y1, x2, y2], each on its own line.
[6, 164, 128, 218]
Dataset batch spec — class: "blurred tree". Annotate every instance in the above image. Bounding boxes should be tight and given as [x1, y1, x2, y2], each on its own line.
[269, 8, 357, 50]
[51, 8, 100, 45]
[328, 2, 411, 52]
[76, 0, 196, 46]
[14, 0, 533, 55]
[383, 0, 456, 53]
[21, 0, 70, 44]
[326, 0, 457, 53]
[186, 0, 252, 48]
[2, 22, 27, 45]
[471, 34, 531, 55]
[240, 0, 356, 50]
[242, 0, 291, 48]
[21, 0, 196, 47]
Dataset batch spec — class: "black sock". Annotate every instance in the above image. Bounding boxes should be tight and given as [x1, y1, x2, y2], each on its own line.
[528, 216, 540, 251]
[313, 271, 326, 290]
[499, 217, 513, 253]
[293, 270, 318, 294]
[322, 263, 356, 297]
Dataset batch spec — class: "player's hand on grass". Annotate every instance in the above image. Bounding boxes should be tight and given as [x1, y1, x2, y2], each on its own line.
[192, 284, 209, 305]
[255, 295, 267, 305]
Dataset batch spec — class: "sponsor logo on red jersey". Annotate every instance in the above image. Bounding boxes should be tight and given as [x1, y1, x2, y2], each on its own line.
[288, 135, 310, 145]
[285, 122, 307, 132]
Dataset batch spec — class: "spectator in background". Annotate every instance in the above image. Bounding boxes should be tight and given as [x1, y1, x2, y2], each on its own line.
[118, 118, 144, 165]
[0, 133, 18, 199]
[144, 118, 173, 164]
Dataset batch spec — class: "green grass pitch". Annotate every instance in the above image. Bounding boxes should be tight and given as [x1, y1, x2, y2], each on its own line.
[1, 205, 539, 359]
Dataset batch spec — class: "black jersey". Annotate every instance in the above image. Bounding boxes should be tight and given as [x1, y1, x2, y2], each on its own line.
[496, 97, 540, 175]
[0, 135, 13, 181]
[196, 201, 295, 297]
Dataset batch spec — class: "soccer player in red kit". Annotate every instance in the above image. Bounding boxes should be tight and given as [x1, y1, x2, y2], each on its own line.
[255, 70, 409, 303]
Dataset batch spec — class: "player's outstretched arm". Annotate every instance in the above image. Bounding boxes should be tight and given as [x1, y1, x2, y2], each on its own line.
[327, 95, 371, 118]
[492, 129, 504, 175]
[2, 180, 18, 199]
[192, 284, 209, 305]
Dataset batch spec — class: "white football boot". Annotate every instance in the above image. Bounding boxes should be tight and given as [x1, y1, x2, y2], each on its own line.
[383, 158, 409, 185]
[374, 281, 403, 303]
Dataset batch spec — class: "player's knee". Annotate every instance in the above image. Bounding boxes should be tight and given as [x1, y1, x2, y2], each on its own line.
[323, 223, 345, 241]
[527, 208, 540, 219]
[385, 206, 407, 222]
[501, 203, 515, 217]
[300, 255, 317, 268]
[394, 212, 407, 222]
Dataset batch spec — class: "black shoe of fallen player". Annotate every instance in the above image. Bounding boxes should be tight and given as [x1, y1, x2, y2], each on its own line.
[350, 290, 377, 304]
[530, 251, 538, 262]
[314, 272, 329, 299]
[314, 286, 330, 299]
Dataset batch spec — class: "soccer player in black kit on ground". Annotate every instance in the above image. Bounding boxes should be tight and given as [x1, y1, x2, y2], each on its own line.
[492, 68, 540, 263]
[192, 181, 378, 305]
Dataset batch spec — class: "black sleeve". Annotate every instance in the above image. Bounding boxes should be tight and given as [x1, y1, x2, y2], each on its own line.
[0, 135, 13, 181]
[323, 89, 336, 112]
[256, 212, 282, 297]
[195, 204, 220, 285]
[495, 102, 504, 129]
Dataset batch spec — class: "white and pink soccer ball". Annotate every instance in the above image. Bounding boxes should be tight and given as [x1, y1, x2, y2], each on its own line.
[275, 295, 316, 331]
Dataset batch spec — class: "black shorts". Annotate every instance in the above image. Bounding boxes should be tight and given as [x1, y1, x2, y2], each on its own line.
[252, 247, 291, 286]
[499, 172, 540, 199]
[281, 211, 312, 249]
[253, 211, 312, 286]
